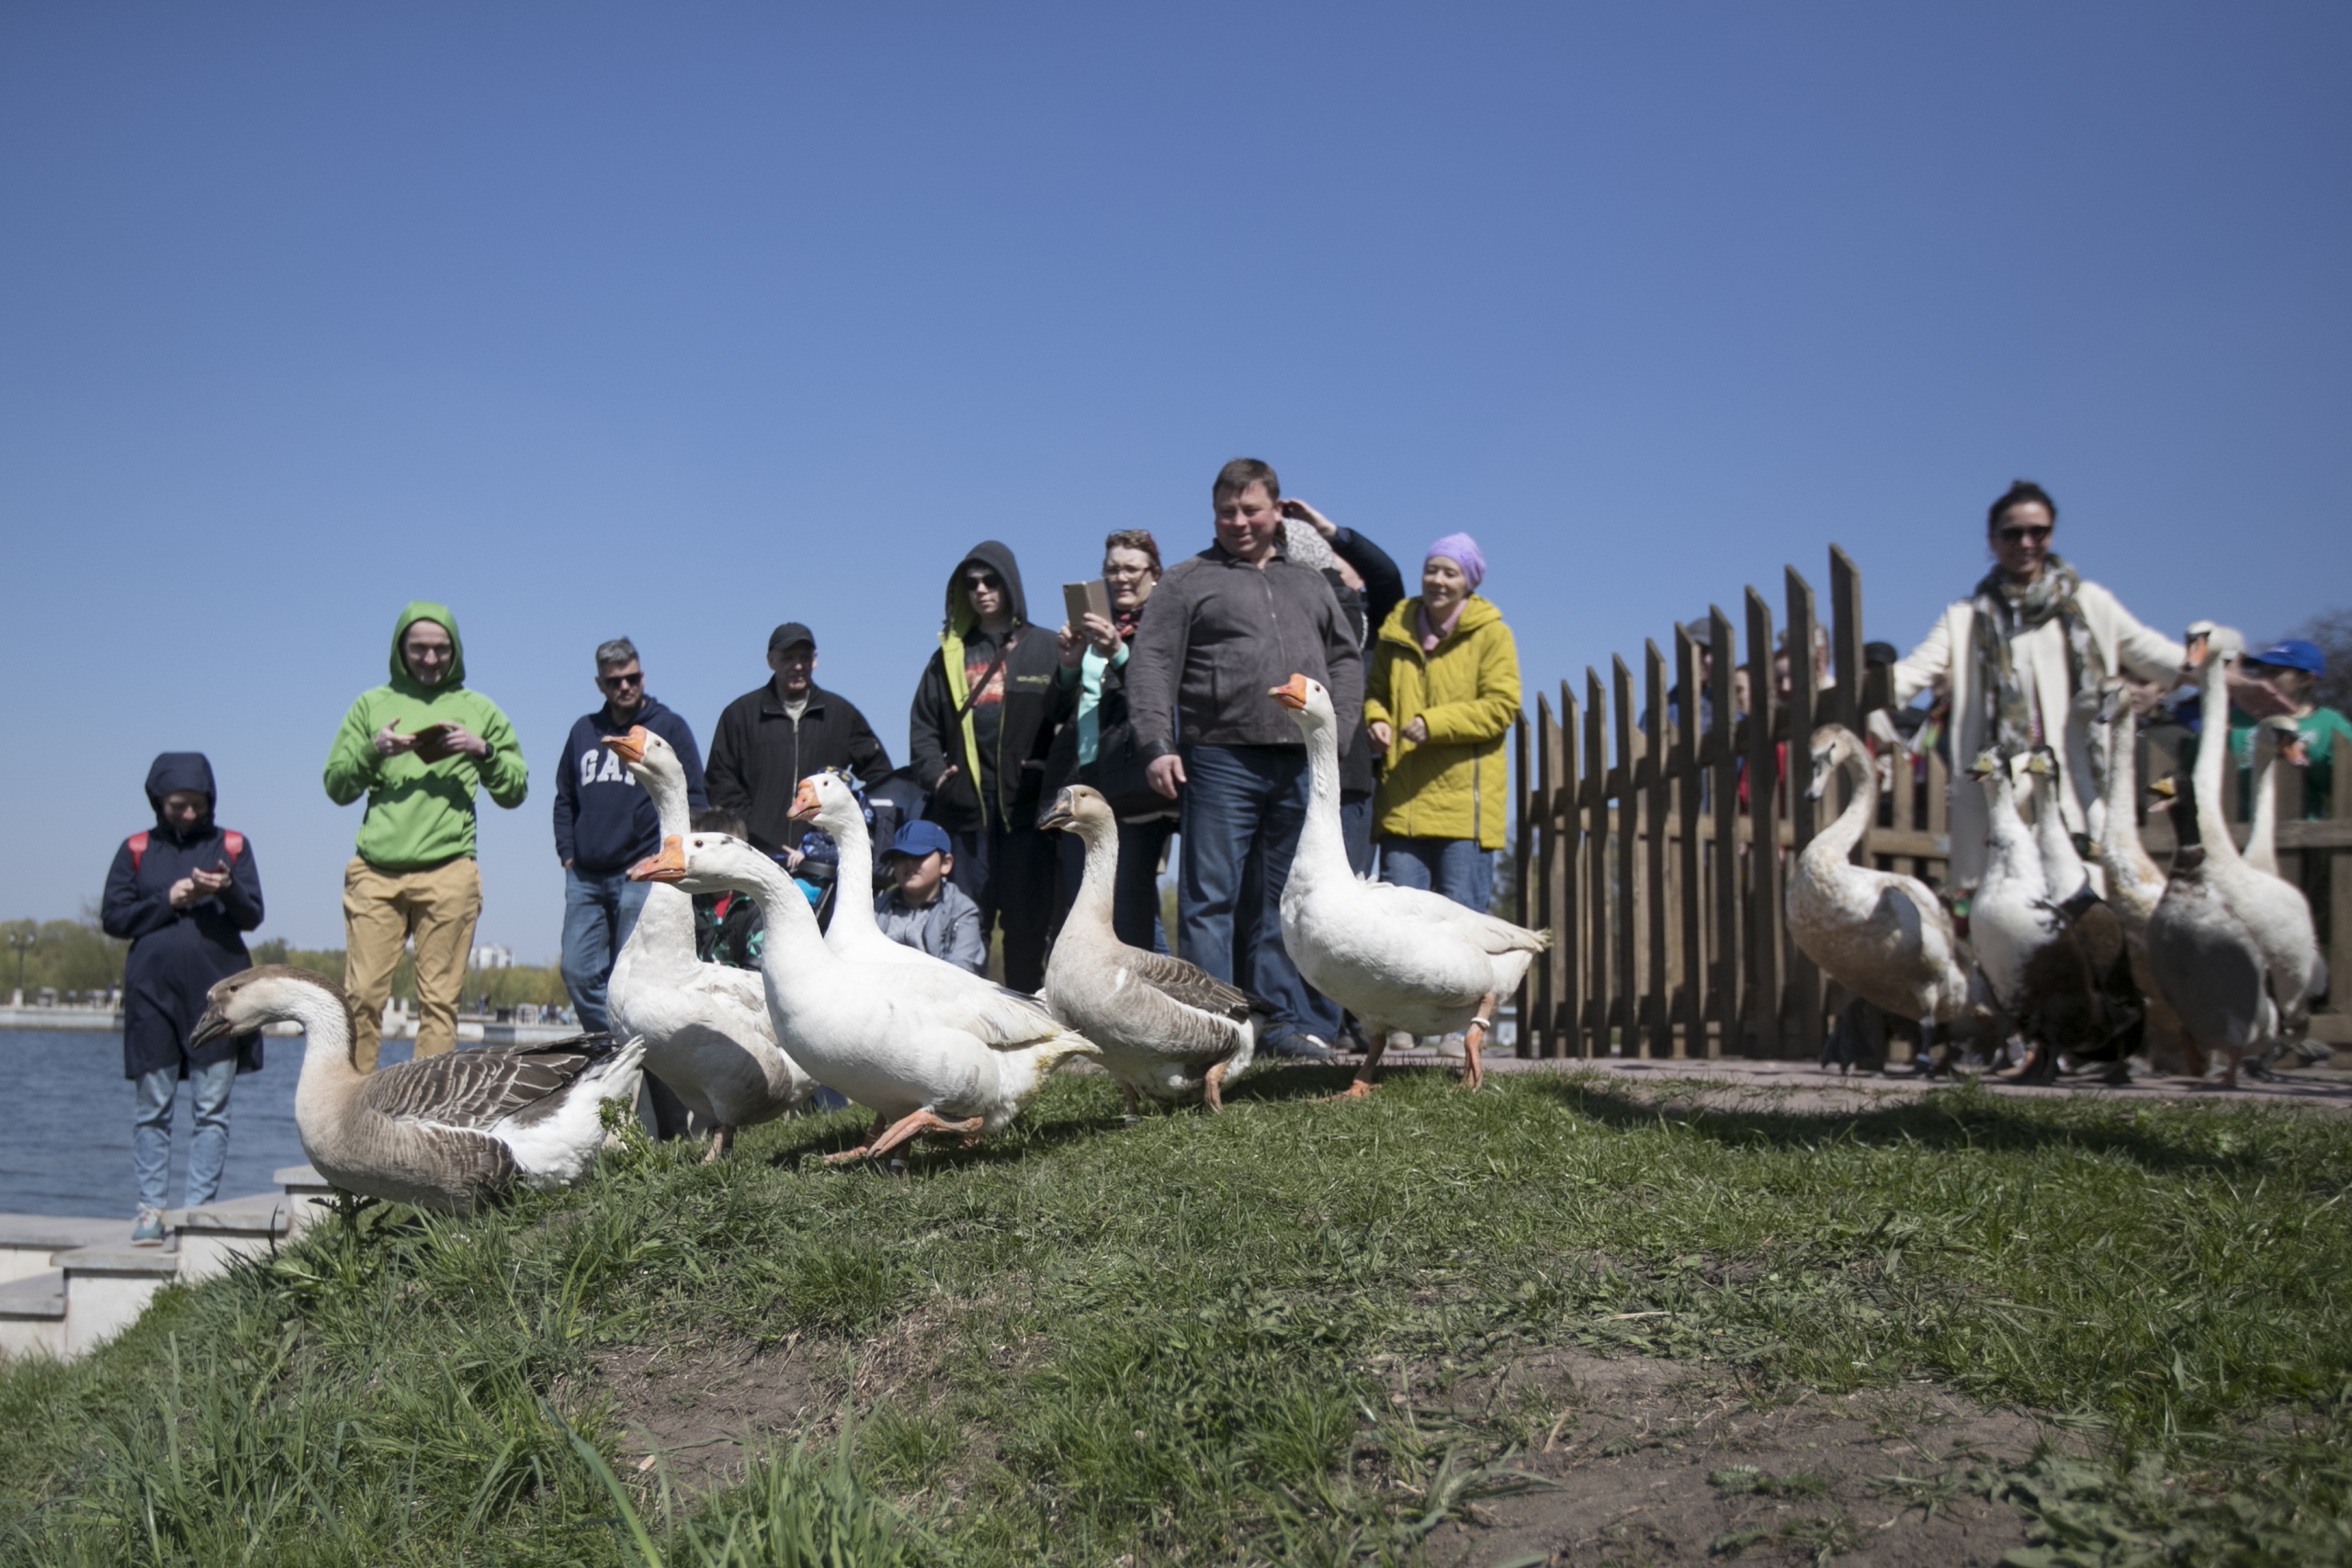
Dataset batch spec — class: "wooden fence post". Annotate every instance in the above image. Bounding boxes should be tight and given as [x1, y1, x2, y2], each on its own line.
[1783, 566, 1824, 1055]
[1513, 710, 1532, 1057]
[1676, 625, 1706, 1056]
[1744, 588, 1782, 1056]
[1708, 606, 1741, 1055]
[1612, 656, 1639, 1056]
[1585, 671, 1611, 1056]
[1644, 640, 1672, 1056]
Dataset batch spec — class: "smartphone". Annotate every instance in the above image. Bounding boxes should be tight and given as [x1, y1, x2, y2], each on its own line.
[1062, 580, 1111, 630]
[410, 720, 457, 762]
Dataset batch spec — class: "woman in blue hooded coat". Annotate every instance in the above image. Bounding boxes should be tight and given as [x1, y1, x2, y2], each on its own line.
[99, 753, 266, 1243]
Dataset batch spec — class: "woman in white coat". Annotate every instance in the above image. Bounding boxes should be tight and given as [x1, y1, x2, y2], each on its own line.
[1893, 480, 2185, 890]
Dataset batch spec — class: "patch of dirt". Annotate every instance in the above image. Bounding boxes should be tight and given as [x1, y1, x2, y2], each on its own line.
[1420, 1345, 2043, 1566]
[593, 1334, 847, 1491]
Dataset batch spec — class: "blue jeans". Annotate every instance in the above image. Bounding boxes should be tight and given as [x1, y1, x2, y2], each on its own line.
[1379, 836, 1495, 914]
[1057, 814, 1176, 953]
[134, 1057, 235, 1213]
[561, 866, 652, 1032]
[1340, 795, 1376, 878]
[1177, 745, 1341, 1046]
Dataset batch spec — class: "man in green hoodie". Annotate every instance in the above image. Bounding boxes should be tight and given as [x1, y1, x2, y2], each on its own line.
[322, 603, 529, 1069]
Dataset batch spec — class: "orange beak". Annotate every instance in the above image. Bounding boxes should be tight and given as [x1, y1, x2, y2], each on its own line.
[600, 726, 650, 765]
[626, 835, 688, 884]
[1270, 673, 1311, 710]
[2184, 631, 2211, 670]
[788, 780, 822, 823]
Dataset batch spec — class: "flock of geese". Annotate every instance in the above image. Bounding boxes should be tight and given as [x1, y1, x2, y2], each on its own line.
[189, 675, 1550, 1213]
[1789, 626, 2327, 1089]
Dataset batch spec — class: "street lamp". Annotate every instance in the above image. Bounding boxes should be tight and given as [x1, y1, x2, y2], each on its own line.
[6, 930, 34, 998]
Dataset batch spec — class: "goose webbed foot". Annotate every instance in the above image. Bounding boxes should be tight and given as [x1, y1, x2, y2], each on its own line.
[1317, 1033, 1386, 1102]
[701, 1124, 734, 1163]
[1459, 1001, 1494, 1090]
[823, 1111, 894, 1165]
[865, 1109, 987, 1161]
[1202, 1060, 1228, 1114]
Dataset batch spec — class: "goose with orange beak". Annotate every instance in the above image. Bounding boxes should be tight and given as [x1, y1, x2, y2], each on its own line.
[629, 830, 1097, 1163]
[1268, 672, 1550, 1097]
[786, 770, 932, 967]
[599, 725, 817, 1159]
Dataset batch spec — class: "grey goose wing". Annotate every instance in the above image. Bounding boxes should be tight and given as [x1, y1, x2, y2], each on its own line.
[360, 1032, 624, 1132]
[1120, 948, 1254, 1022]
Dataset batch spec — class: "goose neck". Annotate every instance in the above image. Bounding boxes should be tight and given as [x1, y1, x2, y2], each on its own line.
[1809, 743, 1874, 865]
[2192, 664, 2244, 870]
[1069, 819, 1119, 928]
[1295, 713, 1348, 875]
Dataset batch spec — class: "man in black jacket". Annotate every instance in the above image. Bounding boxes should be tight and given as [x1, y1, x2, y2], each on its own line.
[101, 753, 265, 1244]
[707, 622, 894, 856]
[907, 541, 1069, 991]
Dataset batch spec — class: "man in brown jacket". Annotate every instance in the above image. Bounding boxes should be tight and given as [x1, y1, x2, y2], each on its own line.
[1125, 457, 1364, 1055]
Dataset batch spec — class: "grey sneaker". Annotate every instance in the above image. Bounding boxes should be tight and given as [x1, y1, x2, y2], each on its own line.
[130, 1208, 166, 1247]
[1263, 1033, 1341, 1063]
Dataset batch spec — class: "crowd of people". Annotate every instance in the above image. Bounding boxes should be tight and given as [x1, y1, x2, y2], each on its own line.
[93, 468, 2346, 1238]
[98, 456, 1529, 1239]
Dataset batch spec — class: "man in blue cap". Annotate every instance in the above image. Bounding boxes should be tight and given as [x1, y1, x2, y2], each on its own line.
[2233, 638, 2352, 821]
[872, 819, 987, 973]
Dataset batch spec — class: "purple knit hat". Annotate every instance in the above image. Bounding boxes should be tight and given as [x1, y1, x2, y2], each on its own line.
[1424, 533, 1486, 591]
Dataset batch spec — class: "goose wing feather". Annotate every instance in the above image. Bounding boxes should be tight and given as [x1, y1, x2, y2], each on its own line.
[1116, 949, 1255, 1022]
[1355, 879, 1550, 953]
[359, 1033, 622, 1132]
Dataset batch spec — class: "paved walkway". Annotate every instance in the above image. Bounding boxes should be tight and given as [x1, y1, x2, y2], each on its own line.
[1363, 1046, 2352, 1115]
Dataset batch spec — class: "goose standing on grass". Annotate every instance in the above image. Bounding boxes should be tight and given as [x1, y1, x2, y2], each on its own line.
[1785, 726, 1973, 1075]
[2019, 750, 2143, 1077]
[629, 832, 1098, 1162]
[1039, 784, 1261, 1115]
[2182, 634, 2326, 1065]
[787, 770, 931, 966]
[603, 727, 817, 1159]
[2147, 777, 2274, 1090]
[2092, 685, 2189, 1071]
[189, 966, 644, 1212]
[1968, 750, 2134, 1085]
[1269, 674, 1549, 1098]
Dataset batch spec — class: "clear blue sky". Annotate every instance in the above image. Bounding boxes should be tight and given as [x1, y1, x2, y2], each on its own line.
[4, 4, 2345, 961]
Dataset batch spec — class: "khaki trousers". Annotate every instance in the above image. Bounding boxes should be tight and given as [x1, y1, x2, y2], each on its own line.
[343, 855, 481, 1072]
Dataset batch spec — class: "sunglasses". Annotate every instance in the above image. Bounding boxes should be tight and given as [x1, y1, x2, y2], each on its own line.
[599, 671, 645, 688]
[965, 574, 1004, 591]
[1996, 525, 2052, 544]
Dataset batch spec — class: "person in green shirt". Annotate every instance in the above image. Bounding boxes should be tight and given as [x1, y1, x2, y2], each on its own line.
[322, 602, 528, 1069]
[2227, 638, 2351, 821]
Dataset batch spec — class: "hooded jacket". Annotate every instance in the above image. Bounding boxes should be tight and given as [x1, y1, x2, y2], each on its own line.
[907, 541, 1070, 831]
[554, 695, 708, 874]
[1365, 594, 1521, 850]
[322, 602, 529, 870]
[100, 753, 266, 1079]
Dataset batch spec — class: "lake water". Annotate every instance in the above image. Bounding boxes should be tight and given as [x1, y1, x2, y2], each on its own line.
[0, 1028, 418, 1217]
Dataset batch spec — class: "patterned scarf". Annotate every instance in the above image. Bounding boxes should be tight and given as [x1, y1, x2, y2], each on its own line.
[1970, 553, 2092, 753]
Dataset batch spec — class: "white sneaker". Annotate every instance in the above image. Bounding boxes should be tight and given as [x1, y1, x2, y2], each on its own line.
[130, 1208, 166, 1247]
[1435, 1032, 1468, 1059]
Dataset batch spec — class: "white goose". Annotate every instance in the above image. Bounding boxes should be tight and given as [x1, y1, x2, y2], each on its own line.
[603, 727, 818, 1159]
[2092, 686, 2189, 1072]
[2018, 750, 2091, 906]
[189, 966, 643, 1213]
[1271, 673, 1549, 1098]
[1039, 784, 1261, 1114]
[2242, 715, 2304, 880]
[629, 831, 1098, 1161]
[2182, 634, 2326, 1061]
[787, 769, 933, 967]
[1784, 726, 1973, 1073]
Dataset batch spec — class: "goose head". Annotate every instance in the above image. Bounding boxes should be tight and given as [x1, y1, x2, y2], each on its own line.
[2147, 774, 2177, 818]
[628, 831, 775, 897]
[788, 769, 864, 836]
[189, 964, 353, 1051]
[1270, 672, 1335, 730]
[1965, 749, 2005, 783]
[1804, 724, 1864, 802]
[2256, 714, 2309, 767]
[1038, 784, 1114, 838]
[600, 725, 682, 784]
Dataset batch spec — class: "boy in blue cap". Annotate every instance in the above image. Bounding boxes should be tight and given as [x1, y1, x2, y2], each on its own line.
[873, 820, 988, 974]
[2231, 638, 2352, 820]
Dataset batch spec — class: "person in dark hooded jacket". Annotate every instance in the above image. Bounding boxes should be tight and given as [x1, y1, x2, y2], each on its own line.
[907, 541, 1071, 991]
[100, 754, 266, 1243]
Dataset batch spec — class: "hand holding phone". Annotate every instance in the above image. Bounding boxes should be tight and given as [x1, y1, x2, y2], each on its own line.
[409, 721, 459, 762]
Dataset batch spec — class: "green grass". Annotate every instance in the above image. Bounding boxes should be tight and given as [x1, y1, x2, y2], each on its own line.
[5, 1067, 2351, 1565]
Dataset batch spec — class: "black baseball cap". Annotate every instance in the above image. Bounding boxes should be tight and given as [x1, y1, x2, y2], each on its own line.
[767, 622, 817, 654]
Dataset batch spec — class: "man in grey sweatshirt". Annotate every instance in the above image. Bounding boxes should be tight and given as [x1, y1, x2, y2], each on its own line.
[1125, 457, 1365, 1055]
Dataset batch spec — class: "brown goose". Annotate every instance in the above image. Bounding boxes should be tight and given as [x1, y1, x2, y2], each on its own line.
[190, 965, 646, 1212]
[1038, 784, 1261, 1115]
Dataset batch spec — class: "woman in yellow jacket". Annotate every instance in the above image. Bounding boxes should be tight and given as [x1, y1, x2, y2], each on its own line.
[1364, 534, 1521, 914]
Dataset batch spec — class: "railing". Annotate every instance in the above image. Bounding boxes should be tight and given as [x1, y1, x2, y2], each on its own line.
[1508, 546, 2351, 1059]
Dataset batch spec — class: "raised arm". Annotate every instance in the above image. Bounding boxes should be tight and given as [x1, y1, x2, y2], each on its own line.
[1891, 608, 1958, 708]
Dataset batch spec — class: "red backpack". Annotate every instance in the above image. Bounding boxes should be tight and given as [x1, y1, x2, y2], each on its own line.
[128, 829, 244, 873]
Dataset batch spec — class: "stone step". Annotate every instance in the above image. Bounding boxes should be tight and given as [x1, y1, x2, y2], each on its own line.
[277, 1164, 335, 1235]
[164, 1191, 292, 1280]
[59, 1248, 181, 1359]
[0, 1269, 69, 1360]
[0, 1214, 125, 1286]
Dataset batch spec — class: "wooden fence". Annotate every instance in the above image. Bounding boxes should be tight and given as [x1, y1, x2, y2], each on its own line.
[1506, 546, 2352, 1059]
